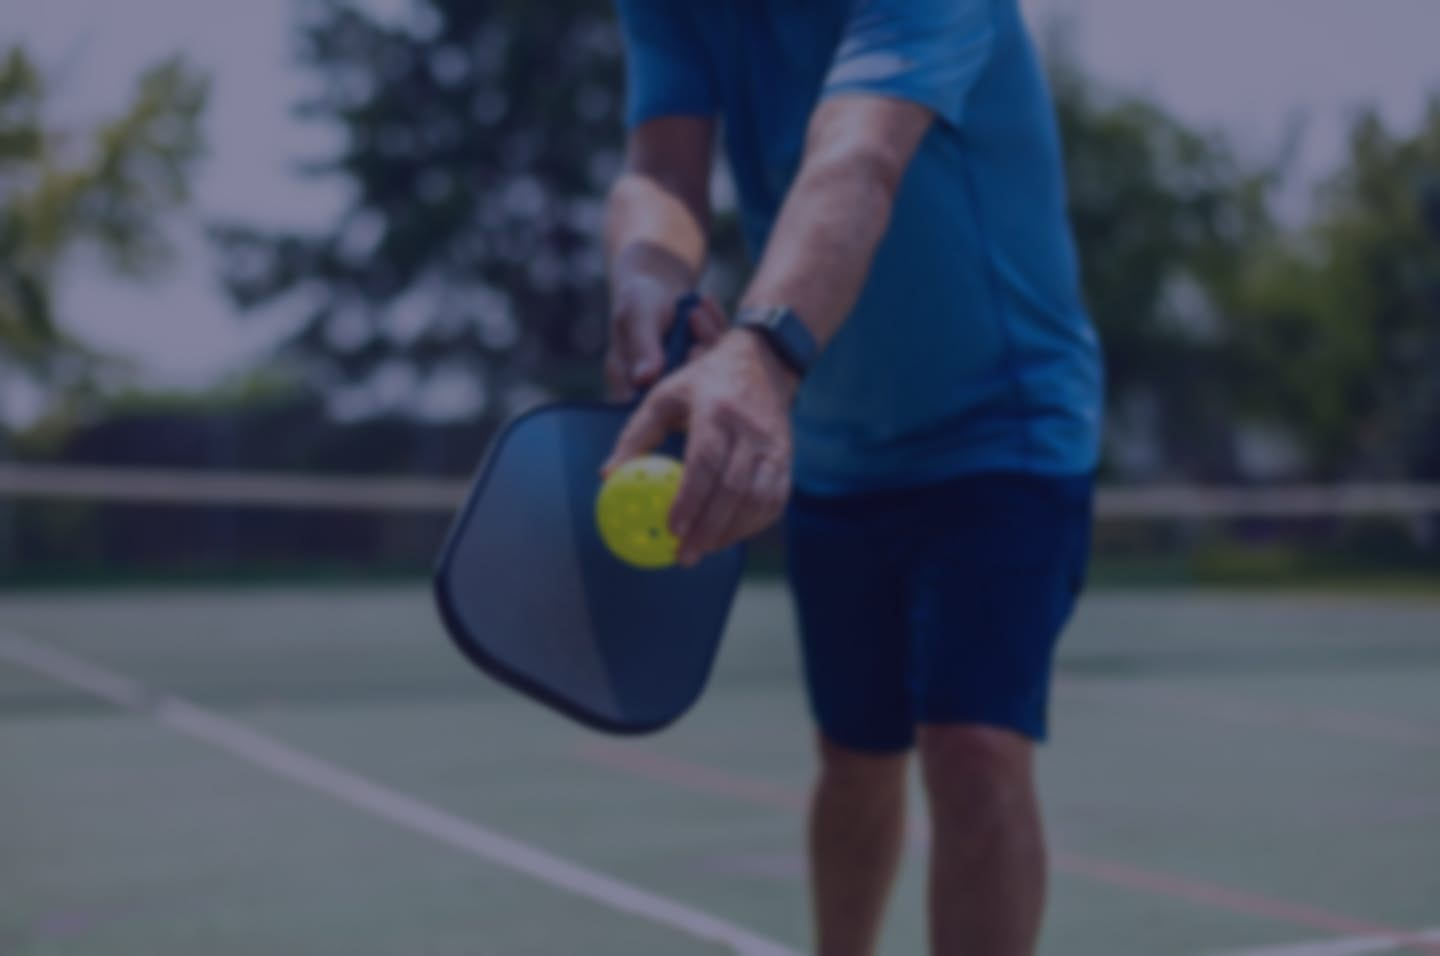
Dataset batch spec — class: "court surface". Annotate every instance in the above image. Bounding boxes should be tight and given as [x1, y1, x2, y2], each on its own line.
[2, 583, 1437, 955]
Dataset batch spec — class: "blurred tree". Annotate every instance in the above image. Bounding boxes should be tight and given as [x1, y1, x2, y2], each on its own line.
[211, 0, 626, 427]
[0, 46, 208, 412]
[221, 11, 1440, 485]
[1230, 99, 1440, 480]
[216, 7, 1278, 467]
[1047, 47, 1275, 480]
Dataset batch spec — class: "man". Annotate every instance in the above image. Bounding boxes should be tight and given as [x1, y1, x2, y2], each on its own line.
[601, 0, 1102, 952]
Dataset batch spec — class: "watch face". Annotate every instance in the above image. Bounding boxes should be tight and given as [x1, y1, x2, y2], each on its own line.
[744, 307, 787, 331]
[740, 306, 814, 376]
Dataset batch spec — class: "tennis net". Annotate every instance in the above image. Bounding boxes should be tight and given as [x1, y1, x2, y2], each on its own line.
[2, 463, 1438, 587]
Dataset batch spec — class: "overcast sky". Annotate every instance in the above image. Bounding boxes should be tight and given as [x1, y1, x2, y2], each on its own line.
[6, 0, 1440, 401]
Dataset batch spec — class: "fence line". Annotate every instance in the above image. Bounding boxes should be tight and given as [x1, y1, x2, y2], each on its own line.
[4, 463, 1440, 519]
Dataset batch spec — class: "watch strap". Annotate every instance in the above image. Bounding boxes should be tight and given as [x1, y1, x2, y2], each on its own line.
[735, 305, 818, 377]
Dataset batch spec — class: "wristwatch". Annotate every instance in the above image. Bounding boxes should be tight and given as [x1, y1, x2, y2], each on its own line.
[735, 305, 819, 378]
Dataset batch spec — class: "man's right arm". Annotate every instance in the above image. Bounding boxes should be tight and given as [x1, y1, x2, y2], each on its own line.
[603, 116, 722, 399]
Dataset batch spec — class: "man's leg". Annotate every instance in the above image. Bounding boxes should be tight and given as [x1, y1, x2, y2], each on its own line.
[919, 724, 1046, 956]
[809, 735, 909, 956]
[898, 472, 1092, 954]
[785, 493, 917, 955]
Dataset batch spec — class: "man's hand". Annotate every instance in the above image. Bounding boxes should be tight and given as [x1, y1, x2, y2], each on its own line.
[603, 328, 798, 566]
[604, 115, 717, 401]
[604, 277, 728, 401]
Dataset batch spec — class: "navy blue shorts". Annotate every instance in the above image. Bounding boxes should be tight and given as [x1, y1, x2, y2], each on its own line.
[785, 471, 1093, 751]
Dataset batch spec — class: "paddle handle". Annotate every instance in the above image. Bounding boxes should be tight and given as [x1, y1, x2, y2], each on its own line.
[660, 292, 701, 377]
[630, 293, 702, 453]
[630, 292, 700, 409]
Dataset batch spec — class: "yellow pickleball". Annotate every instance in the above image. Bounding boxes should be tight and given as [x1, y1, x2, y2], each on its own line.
[595, 454, 683, 569]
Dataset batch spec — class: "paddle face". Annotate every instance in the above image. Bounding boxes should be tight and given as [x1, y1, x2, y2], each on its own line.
[434, 299, 745, 734]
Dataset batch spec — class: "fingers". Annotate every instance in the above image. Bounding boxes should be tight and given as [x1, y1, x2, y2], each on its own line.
[689, 295, 729, 345]
[675, 442, 753, 566]
[614, 308, 667, 387]
[604, 348, 633, 402]
[735, 455, 791, 540]
[612, 292, 724, 393]
[683, 296, 729, 363]
[673, 439, 791, 567]
[668, 421, 730, 550]
[609, 281, 673, 389]
[602, 388, 687, 476]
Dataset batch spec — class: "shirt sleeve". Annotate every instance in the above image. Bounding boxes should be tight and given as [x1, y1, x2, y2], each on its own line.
[614, 0, 718, 128]
[821, 0, 997, 129]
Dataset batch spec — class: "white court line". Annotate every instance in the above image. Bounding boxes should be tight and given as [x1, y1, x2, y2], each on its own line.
[1210, 927, 1440, 956]
[0, 632, 801, 956]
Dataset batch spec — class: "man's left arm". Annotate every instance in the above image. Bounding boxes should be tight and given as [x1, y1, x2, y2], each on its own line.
[605, 95, 933, 564]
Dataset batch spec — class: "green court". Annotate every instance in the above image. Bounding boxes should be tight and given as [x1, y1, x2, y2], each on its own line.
[2, 583, 1437, 955]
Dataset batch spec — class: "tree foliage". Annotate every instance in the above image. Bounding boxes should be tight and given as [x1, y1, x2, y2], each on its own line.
[1230, 100, 1440, 479]
[1048, 50, 1276, 479]
[211, 0, 624, 424]
[0, 46, 207, 403]
[211, 7, 1440, 483]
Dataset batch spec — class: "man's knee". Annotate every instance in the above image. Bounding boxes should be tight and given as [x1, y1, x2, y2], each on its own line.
[918, 724, 1035, 828]
[816, 734, 908, 795]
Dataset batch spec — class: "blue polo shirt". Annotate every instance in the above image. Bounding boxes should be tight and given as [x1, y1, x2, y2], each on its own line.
[616, 0, 1104, 494]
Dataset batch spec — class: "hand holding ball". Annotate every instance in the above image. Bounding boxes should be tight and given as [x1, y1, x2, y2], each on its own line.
[595, 455, 683, 569]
